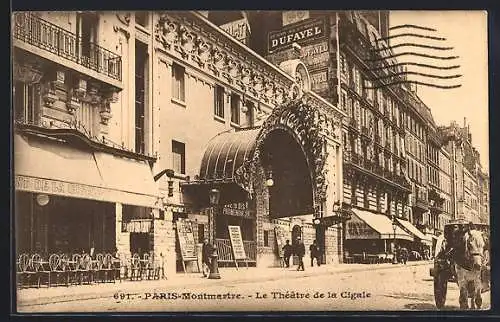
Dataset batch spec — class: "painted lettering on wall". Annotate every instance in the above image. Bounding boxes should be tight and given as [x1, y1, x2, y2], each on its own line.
[15, 175, 102, 199]
[301, 41, 330, 70]
[220, 18, 249, 45]
[310, 70, 329, 93]
[268, 18, 327, 52]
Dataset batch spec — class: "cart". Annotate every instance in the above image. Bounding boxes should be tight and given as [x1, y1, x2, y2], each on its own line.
[429, 220, 490, 309]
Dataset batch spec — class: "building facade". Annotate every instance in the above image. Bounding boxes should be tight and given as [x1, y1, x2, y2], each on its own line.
[13, 11, 163, 266]
[13, 10, 346, 277]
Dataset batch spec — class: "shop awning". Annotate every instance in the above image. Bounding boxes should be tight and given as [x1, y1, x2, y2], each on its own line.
[14, 133, 104, 188]
[396, 218, 428, 241]
[93, 152, 160, 208]
[14, 133, 160, 208]
[345, 209, 413, 241]
[199, 128, 260, 182]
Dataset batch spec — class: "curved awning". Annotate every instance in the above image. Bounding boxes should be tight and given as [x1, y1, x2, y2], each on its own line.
[199, 128, 261, 182]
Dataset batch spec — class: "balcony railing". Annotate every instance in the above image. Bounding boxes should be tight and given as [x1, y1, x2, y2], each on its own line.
[13, 13, 122, 81]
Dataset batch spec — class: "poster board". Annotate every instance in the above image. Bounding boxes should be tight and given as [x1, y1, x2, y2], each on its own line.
[176, 219, 200, 273]
[228, 225, 248, 269]
[274, 226, 287, 258]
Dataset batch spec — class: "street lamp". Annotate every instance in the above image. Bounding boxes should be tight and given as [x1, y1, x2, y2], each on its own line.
[208, 188, 221, 279]
[392, 216, 397, 264]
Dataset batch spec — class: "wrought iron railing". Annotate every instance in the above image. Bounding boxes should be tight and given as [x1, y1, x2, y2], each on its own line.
[214, 239, 256, 262]
[13, 12, 122, 81]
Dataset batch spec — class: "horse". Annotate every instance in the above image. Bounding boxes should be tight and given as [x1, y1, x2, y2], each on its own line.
[453, 229, 486, 310]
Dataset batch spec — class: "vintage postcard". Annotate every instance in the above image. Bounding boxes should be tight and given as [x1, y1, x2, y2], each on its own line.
[12, 10, 490, 313]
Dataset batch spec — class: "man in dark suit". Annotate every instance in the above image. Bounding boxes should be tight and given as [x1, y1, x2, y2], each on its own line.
[282, 240, 292, 268]
[295, 237, 305, 271]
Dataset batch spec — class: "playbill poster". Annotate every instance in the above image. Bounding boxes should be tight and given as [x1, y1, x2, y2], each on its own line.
[12, 10, 490, 313]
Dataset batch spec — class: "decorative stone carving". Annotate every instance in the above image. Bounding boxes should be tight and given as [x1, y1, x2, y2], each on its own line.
[88, 84, 101, 105]
[74, 78, 87, 99]
[13, 62, 43, 84]
[42, 82, 58, 107]
[178, 25, 196, 58]
[99, 100, 113, 125]
[154, 13, 297, 108]
[156, 16, 178, 50]
[116, 13, 131, 26]
[193, 37, 211, 67]
[66, 93, 80, 114]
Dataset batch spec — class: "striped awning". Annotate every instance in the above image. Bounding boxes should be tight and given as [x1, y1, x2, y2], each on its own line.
[199, 128, 261, 182]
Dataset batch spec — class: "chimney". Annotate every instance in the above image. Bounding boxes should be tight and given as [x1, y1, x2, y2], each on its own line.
[463, 117, 466, 128]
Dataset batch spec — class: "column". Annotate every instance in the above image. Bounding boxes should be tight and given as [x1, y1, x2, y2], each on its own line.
[115, 203, 130, 258]
[152, 208, 173, 279]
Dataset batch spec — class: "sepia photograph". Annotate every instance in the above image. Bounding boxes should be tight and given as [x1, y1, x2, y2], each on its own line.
[12, 10, 490, 313]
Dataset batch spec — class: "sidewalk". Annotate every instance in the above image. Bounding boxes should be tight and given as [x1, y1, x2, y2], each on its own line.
[16, 260, 432, 307]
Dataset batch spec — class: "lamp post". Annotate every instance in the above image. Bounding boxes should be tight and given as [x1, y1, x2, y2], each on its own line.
[392, 216, 397, 264]
[208, 188, 221, 279]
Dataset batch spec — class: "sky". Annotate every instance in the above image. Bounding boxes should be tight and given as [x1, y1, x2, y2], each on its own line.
[389, 11, 489, 172]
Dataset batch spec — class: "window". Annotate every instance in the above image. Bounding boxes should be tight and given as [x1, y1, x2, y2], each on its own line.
[135, 11, 149, 28]
[14, 81, 37, 123]
[77, 13, 98, 64]
[263, 230, 270, 247]
[172, 140, 186, 174]
[230, 93, 240, 124]
[197, 224, 205, 243]
[214, 85, 225, 118]
[135, 40, 148, 154]
[172, 63, 185, 102]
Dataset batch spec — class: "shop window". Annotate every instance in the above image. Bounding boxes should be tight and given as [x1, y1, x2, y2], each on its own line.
[230, 93, 240, 125]
[197, 224, 205, 243]
[172, 140, 185, 174]
[214, 85, 225, 118]
[264, 230, 270, 247]
[172, 63, 185, 102]
[13, 81, 37, 123]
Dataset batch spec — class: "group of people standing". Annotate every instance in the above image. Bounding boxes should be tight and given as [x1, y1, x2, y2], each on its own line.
[282, 238, 322, 270]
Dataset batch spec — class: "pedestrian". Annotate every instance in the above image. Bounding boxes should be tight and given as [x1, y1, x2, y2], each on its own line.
[295, 237, 305, 271]
[201, 238, 214, 277]
[399, 247, 409, 264]
[309, 240, 321, 267]
[282, 240, 292, 268]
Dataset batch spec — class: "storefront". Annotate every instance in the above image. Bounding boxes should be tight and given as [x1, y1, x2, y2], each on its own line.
[14, 131, 161, 259]
[395, 217, 433, 258]
[344, 209, 413, 261]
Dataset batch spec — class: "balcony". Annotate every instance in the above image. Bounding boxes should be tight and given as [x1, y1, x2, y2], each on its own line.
[343, 152, 411, 192]
[13, 13, 122, 85]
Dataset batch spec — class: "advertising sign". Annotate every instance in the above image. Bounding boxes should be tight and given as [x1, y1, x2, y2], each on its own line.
[220, 18, 249, 45]
[310, 69, 329, 93]
[274, 226, 287, 258]
[301, 41, 330, 70]
[228, 225, 247, 260]
[345, 215, 379, 240]
[176, 219, 197, 261]
[268, 17, 327, 53]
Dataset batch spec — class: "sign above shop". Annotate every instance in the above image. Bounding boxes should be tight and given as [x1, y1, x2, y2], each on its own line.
[268, 17, 327, 53]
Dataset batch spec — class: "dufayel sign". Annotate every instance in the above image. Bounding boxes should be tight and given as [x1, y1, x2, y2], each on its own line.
[268, 17, 327, 53]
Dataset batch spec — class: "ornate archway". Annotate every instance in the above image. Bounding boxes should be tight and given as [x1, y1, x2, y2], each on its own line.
[233, 97, 329, 217]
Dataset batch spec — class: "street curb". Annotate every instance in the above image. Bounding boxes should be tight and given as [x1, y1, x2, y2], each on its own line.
[17, 261, 432, 308]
